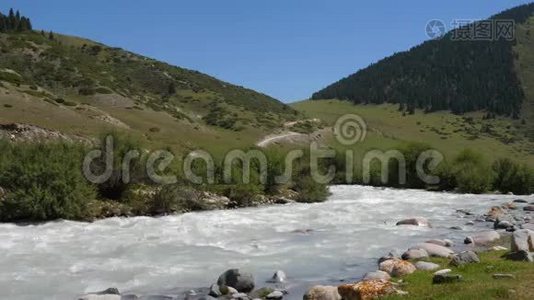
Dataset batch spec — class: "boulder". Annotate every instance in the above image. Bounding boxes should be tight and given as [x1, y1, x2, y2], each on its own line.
[401, 248, 429, 260]
[432, 274, 463, 284]
[414, 243, 454, 258]
[249, 288, 274, 299]
[414, 261, 440, 271]
[362, 270, 391, 281]
[513, 199, 528, 204]
[464, 231, 501, 245]
[511, 229, 534, 252]
[494, 220, 514, 230]
[465, 221, 475, 226]
[396, 217, 431, 227]
[337, 280, 397, 300]
[505, 250, 533, 262]
[377, 250, 401, 265]
[267, 270, 287, 283]
[217, 269, 255, 293]
[200, 192, 231, 210]
[524, 205, 534, 212]
[303, 285, 341, 300]
[449, 251, 480, 266]
[231, 293, 250, 300]
[425, 239, 453, 247]
[378, 258, 416, 276]
[266, 291, 284, 300]
[78, 288, 120, 300]
[433, 269, 451, 276]
[486, 206, 505, 221]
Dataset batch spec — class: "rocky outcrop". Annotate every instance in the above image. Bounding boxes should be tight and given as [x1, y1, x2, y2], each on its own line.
[303, 285, 341, 300]
[524, 205, 534, 212]
[217, 269, 255, 293]
[396, 217, 431, 227]
[338, 280, 397, 300]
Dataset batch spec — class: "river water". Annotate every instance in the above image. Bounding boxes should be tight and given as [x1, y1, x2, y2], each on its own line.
[0, 185, 532, 300]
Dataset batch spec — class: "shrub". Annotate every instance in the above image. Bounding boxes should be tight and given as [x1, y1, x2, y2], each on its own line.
[293, 176, 329, 203]
[88, 132, 147, 200]
[451, 149, 493, 194]
[222, 184, 263, 208]
[492, 158, 534, 195]
[151, 184, 203, 213]
[0, 142, 96, 221]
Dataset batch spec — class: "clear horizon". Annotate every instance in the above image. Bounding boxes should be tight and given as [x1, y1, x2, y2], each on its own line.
[2, 0, 532, 102]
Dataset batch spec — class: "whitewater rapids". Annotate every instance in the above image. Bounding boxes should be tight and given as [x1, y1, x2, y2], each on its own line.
[0, 185, 531, 300]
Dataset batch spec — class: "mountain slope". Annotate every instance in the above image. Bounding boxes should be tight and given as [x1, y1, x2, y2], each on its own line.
[312, 3, 534, 120]
[0, 11, 299, 154]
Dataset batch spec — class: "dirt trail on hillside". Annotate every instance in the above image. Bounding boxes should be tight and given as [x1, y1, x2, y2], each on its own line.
[256, 128, 330, 147]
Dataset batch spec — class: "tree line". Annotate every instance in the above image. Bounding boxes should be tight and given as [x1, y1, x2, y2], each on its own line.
[312, 3, 534, 118]
[0, 8, 32, 32]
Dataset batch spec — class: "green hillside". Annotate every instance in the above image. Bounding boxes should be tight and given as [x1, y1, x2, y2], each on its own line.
[292, 99, 534, 167]
[0, 10, 298, 156]
[312, 4, 534, 121]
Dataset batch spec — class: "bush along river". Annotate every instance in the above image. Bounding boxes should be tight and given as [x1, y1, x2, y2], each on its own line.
[0, 185, 533, 300]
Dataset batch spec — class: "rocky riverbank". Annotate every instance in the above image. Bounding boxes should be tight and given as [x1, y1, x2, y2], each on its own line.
[76, 197, 533, 300]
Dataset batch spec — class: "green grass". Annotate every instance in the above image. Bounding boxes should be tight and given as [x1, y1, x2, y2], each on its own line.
[385, 251, 534, 300]
[292, 100, 534, 167]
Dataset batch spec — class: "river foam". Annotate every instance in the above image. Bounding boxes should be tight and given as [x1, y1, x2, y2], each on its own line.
[0, 185, 531, 299]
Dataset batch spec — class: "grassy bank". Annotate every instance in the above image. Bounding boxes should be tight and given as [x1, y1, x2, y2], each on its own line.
[385, 251, 534, 300]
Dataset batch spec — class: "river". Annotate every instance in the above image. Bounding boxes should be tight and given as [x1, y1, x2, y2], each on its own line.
[0, 185, 531, 300]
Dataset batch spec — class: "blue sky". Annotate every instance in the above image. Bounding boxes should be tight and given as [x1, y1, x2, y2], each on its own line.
[1, 0, 532, 102]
